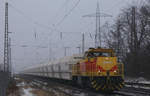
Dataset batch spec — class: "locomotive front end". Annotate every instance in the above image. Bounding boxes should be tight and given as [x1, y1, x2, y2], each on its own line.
[72, 48, 124, 92]
[91, 54, 124, 91]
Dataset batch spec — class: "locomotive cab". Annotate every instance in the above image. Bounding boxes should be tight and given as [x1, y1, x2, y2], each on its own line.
[80, 48, 121, 76]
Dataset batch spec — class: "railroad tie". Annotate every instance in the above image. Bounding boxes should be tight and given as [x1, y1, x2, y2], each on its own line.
[96, 85, 101, 91]
[91, 80, 96, 85]
[93, 83, 98, 88]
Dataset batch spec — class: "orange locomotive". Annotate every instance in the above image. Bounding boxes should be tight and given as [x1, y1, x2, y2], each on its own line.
[72, 47, 124, 91]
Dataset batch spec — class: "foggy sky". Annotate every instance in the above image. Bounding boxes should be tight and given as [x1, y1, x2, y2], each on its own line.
[0, 0, 142, 72]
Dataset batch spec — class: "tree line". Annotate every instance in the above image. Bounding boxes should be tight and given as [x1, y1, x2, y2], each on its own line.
[104, 1, 150, 79]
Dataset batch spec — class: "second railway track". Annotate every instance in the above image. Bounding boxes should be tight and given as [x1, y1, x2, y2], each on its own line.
[18, 75, 150, 96]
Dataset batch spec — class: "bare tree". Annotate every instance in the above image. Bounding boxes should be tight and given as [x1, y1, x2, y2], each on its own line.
[105, 2, 150, 78]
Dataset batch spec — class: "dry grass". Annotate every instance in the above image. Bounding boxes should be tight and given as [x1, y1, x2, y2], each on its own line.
[31, 89, 56, 96]
[23, 85, 31, 89]
[6, 79, 19, 96]
[7, 78, 27, 96]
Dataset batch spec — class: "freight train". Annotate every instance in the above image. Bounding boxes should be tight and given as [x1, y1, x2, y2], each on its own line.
[21, 47, 124, 92]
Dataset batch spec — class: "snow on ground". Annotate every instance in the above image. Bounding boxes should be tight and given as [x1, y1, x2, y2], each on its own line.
[23, 88, 34, 96]
[125, 77, 150, 90]
[137, 77, 150, 84]
[14, 78, 57, 96]
[125, 84, 150, 90]
[125, 77, 150, 84]
[15, 78, 35, 96]
[17, 82, 25, 87]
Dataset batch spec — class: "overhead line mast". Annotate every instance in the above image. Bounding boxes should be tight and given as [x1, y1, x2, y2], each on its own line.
[4, 2, 9, 72]
[83, 1, 112, 48]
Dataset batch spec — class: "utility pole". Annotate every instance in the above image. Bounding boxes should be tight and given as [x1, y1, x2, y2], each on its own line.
[48, 42, 52, 61]
[132, 7, 137, 52]
[76, 46, 81, 54]
[131, 7, 140, 76]
[83, 1, 112, 48]
[116, 19, 122, 62]
[82, 33, 85, 54]
[60, 32, 85, 54]
[131, 7, 134, 52]
[8, 38, 12, 77]
[64, 47, 70, 56]
[4, 2, 9, 72]
[1, 2, 10, 96]
[96, 2, 101, 47]
[130, 6, 138, 53]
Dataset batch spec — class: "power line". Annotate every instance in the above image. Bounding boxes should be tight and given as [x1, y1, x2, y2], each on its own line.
[139, 0, 143, 6]
[142, 0, 148, 6]
[136, 0, 147, 7]
[136, 0, 148, 7]
[8, 0, 76, 34]
[137, 0, 143, 7]
[8, 3, 54, 31]
[56, 0, 81, 26]
[83, 2, 112, 48]
[122, 0, 131, 5]
[106, 0, 124, 12]
[52, 0, 70, 20]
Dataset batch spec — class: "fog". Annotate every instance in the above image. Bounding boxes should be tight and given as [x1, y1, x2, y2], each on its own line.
[0, 0, 140, 72]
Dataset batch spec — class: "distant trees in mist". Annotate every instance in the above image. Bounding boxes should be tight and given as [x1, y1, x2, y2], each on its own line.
[104, 1, 150, 79]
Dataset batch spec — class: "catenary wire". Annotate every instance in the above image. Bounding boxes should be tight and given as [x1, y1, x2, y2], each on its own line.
[56, 0, 81, 26]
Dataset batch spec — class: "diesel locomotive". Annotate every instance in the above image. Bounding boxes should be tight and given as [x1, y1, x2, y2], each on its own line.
[72, 47, 124, 91]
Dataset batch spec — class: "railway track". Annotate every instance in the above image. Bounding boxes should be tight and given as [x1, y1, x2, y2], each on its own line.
[19, 75, 104, 96]
[113, 81, 150, 96]
[18, 75, 150, 96]
[118, 82, 150, 96]
[118, 87, 150, 96]
[20, 75, 74, 96]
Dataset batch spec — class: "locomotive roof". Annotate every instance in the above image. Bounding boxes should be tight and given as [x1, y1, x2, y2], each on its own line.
[87, 48, 114, 53]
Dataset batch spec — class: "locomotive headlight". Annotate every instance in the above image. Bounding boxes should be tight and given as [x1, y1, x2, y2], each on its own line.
[98, 70, 101, 74]
[114, 70, 117, 73]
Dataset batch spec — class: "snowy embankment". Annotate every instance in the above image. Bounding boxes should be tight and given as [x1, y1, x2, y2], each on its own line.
[14, 77, 57, 96]
[22, 88, 34, 96]
[125, 77, 150, 90]
[125, 77, 150, 84]
[16, 80, 35, 96]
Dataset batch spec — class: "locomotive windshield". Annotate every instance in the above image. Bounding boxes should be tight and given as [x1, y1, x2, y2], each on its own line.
[86, 52, 112, 57]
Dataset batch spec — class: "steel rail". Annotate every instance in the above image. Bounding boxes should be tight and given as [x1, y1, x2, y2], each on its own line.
[19, 75, 128, 96]
[20, 75, 73, 96]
